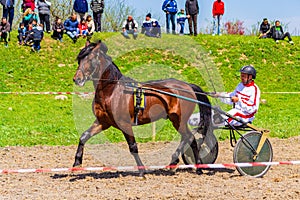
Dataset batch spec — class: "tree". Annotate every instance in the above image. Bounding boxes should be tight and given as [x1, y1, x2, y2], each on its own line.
[102, 0, 137, 32]
[224, 20, 245, 35]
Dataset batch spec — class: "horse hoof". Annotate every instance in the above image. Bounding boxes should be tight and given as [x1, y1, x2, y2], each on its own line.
[139, 173, 146, 179]
[196, 168, 203, 175]
[73, 160, 82, 167]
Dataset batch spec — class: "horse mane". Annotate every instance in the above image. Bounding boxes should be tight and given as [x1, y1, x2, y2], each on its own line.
[77, 40, 109, 62]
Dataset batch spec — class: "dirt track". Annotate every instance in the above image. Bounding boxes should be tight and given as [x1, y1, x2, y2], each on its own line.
[0, 136, 299, 199]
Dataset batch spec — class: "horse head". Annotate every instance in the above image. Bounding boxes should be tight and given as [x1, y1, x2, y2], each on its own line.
[73, 40, 111, 86]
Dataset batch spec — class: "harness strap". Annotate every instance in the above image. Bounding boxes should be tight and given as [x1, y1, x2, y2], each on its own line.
[133, 84, 145, 125]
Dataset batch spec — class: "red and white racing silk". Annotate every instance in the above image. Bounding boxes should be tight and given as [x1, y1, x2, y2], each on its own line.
[220, 81, 261, 126]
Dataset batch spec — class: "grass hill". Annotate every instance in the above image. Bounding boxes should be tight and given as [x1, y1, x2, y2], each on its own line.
[0, 32, 299, 146]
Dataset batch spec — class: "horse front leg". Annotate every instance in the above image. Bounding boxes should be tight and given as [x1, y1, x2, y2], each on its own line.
[122, 130, 145, 177]
[73, 120, 107, 167]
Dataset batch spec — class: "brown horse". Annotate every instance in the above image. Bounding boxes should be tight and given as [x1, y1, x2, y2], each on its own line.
[73, 40, 212, 176]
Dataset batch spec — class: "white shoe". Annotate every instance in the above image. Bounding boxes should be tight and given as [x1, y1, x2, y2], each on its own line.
[289, 41, 294, 45]
[219, 33, 222, 36]
[275, 40, 279, 44]
[212, 34, 216, 36]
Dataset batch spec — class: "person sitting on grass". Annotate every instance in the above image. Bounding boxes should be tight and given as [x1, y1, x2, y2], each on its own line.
[258, 18, 271, 39]
[86, 15, 95, 41]
[121, 15, 138, 39]
[17, 22, 27, 45]
[270, 20, 294, 45]
[64, 13, 79, 43]
[189, 65, 261, 127]
[24, 17, 38, 45]
[141, 13, 161, 38]
[77, 17, 88, 38]
[52, 16, 64, 42]
[0, 17, 10, 47]
[28, 21, 44, 52]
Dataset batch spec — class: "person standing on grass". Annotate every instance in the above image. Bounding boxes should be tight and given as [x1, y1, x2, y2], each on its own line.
[185, 0, 199, 36]
[189, 65, 261, 127]
[162, 0, 178, 34]
[270, 20, 294, 45]
[0, 17, 10, 47]
[212, 0, 224, 36]
[22, 8, 38, 31]
[37, 0, 51, 33]
[90, 0, 104, 32]
[0, 0, 15, 32]
[73, 0, 88, 22]
[176, 8, 188, 35]
[21, 0, 35, 13]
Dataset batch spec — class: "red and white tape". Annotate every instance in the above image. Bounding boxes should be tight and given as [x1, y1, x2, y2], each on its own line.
[1, 161, 299, 174]
[0, 92, 95, 95]
[0, 91, 299, 95]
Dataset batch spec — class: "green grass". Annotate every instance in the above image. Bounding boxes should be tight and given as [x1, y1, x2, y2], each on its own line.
[0, 32, 299, 146]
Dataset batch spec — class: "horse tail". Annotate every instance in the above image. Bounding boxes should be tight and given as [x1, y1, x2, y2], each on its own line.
[189, 83, 212, 136]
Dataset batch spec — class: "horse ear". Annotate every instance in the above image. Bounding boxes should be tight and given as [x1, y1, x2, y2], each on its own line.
[85, 40, 90, 47]
[100, 42, 108, 54]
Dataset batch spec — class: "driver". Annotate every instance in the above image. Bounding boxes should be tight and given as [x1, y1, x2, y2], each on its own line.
[189, 65, 261, 126]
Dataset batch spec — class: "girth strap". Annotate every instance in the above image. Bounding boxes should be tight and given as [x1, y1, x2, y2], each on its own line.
[133, 85, 145, 125]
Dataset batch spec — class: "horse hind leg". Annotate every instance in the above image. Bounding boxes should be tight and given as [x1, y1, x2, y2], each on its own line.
[169, 132, 197, 165]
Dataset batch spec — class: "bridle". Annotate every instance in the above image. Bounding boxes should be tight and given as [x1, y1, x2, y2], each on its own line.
[77, 51, 101, 81]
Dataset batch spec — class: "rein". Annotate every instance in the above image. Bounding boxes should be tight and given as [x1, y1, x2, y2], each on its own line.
[89, 78, 230, 99]
[126, 84, 253, 127]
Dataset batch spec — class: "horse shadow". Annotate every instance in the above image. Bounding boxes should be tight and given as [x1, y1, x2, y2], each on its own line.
[50, 168, 235, 182]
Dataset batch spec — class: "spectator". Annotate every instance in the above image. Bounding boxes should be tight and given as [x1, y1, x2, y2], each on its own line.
[22, 8, 38, 30]
[270, 20, 294, 45]
[22, 0, 35, 13]
[90, 0, 104, 32]
[176, 8, 188, 35]
[17, 22, 27, 45]
[52, 16, 64, 42]
[121, 15, 138, 39]
[0, 17, 10, 47]
[73, 0, 88, 22]
[162, 0, 178, 34]
[0, 0, 15, 32]
[37, 0, 51, 33]
[141, 13, 161, 38]
[23, 17, 37, 45]
[86, 14, 95, 40]
[212, 0, 224, 36]
[29, 21, 44, 52]
[64, 13, 79, 43]
[258, 18, 271, 39]
[77, 17, 88, 38]
[185, 0, 199, 36]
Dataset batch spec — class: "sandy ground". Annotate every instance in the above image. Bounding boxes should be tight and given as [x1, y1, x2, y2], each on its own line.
[0, 136, 299, 200]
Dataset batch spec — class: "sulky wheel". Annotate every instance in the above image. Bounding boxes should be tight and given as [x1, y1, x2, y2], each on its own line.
[182, 128, 218, 165]
[233, 131, 273, 178]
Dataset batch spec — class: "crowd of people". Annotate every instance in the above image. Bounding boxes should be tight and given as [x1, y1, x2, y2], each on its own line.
[259, 18, 294, 45]
[0, 0, 104, 51]
[0, 0, 296, 50]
